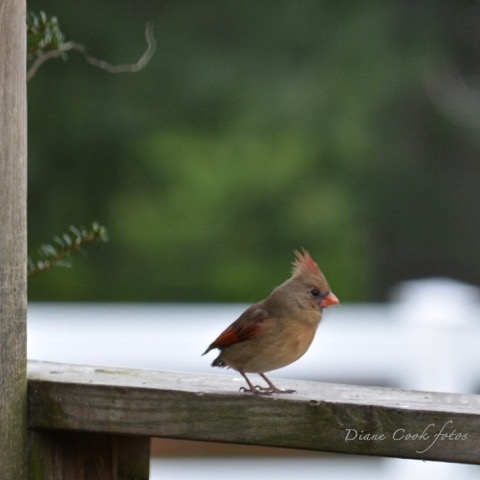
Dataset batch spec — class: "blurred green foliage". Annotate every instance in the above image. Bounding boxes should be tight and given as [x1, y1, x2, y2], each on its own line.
[27, 0, 480, 302]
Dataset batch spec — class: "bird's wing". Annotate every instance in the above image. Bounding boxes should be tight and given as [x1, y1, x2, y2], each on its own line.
[203, 305, 272, 354]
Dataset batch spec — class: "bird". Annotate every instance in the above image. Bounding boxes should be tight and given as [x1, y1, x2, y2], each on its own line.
[203, 249, 339, 394]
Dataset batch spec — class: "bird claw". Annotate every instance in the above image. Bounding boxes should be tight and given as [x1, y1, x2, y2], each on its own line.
[256, 385, 296, 394]
[239, 385, 296, 395]
[239, 386, 270, 395]
[254, 385, 274, 395]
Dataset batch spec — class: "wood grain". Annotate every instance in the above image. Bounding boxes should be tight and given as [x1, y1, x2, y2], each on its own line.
[0, 1, 28, 479]
[28, 361, 480, 464]
[28, 430, 150, 480]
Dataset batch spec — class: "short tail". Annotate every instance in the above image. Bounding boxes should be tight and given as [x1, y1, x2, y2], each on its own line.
[202, 342, 216, 356]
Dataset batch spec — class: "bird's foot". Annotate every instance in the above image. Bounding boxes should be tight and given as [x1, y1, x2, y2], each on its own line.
[257, 373, 296, 394]
[239, 385, 295, 395]
[238, 372, 296, 394]
[255, 385, 296, 394]
[239, 386, 271, 395]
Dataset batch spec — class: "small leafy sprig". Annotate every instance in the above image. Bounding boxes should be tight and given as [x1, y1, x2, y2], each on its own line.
[27, 11, 66, 61]
[28, 222, 109, 278]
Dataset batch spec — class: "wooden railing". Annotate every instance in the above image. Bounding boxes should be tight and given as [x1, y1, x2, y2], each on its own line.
[27, 360, 480, 479]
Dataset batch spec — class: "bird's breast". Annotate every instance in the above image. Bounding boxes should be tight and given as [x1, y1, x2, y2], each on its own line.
[287, 320, 318, 359]
[214, 311, 321, 374]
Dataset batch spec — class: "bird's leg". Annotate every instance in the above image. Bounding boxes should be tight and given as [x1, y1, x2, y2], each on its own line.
[239, 371, 273, 395]
[256, 373, 296, 394]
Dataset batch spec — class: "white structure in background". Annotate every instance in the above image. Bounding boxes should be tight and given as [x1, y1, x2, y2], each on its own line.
[392, 278, 480, 394]
[27, 278, 480, 480]
[389, 278, 480, 480]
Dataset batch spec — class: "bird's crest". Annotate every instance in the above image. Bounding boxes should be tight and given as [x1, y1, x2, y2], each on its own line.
[292, 249, 321, 277]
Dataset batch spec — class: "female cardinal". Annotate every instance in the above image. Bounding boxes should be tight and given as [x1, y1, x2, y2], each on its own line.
[203, 249, 339, 394]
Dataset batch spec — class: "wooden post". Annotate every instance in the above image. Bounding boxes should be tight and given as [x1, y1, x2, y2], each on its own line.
[28, 431, 150, 480]
[0, 1, 28, 479]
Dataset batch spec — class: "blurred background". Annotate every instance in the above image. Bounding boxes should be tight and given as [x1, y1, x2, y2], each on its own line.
[27, 0, 480, 303]
[26, 1, 480, 478]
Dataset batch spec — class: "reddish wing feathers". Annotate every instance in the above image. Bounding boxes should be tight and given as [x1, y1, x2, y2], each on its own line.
[207, 323, 258, 350]
[203, 306, 271, 354]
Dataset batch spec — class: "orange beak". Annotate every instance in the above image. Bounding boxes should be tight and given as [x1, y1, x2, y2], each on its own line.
[320, 291, 340, 307]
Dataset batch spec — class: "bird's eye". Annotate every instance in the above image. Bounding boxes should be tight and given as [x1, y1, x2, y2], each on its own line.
[310, 288, 321, 298]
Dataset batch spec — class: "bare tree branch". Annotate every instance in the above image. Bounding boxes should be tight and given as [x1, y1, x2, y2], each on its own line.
[27, 22, 155, 81]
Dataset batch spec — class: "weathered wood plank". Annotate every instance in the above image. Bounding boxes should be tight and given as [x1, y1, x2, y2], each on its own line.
[28, 361, 480, 464]
[0, 1, 28, 479]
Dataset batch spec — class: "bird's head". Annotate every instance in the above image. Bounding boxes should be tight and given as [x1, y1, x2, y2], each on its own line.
[289, 249, 340, 311]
